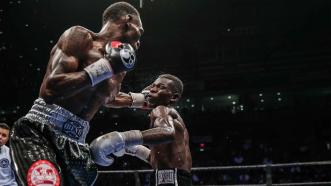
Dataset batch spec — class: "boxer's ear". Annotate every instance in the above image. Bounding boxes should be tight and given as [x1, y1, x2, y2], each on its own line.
[122, 14, 134, 31]
[170, 93, 180, 103]
[124, 14, 133, 23]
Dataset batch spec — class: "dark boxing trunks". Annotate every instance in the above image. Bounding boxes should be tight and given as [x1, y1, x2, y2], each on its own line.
[10, 98, 97, 186]
[150, 168, 192, 186]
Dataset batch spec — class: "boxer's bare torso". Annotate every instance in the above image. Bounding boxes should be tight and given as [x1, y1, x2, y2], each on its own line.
[148, 107, 192, 172]
[39, 15, 143, 121]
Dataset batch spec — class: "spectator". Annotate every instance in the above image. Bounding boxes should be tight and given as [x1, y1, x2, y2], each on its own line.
[0, 122, 17, 186]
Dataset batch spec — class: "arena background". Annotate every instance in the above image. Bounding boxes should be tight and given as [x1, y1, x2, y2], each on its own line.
[1, 0, 331, 185]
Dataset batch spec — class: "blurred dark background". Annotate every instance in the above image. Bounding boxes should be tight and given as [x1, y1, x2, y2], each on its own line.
[1, 0, 331, 185]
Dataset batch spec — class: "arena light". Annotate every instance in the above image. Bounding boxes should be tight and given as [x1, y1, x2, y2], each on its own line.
[199, 143, 205, 152]
[139, 0, 155, 8]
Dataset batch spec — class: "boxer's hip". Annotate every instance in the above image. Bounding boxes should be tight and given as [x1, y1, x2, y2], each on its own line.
[150, 168, 192, 186]
[10, 101, 97, 186]
[24, 97, 90, 143]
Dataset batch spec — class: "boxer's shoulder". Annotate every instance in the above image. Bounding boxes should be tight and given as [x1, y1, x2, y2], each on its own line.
[63, 25, 93, 37]
[58, 26, 93, 56]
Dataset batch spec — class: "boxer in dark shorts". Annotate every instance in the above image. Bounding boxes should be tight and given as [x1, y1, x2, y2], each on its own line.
[91, 74, 192, 186]
[9, 2, 144, 185]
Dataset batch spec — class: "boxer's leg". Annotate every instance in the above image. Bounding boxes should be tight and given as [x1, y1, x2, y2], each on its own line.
[10, 118, 62, 186]
[58, 138, 98, 186]
[10, 117, 97, 186]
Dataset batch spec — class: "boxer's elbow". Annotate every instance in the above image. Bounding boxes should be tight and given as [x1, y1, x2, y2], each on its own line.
[160, 126, 176, 142]
[42, 76, 65, 103]
[142, 127, 175, 145]
[41, 87, 59, 104]
[156, 119, 176, 141]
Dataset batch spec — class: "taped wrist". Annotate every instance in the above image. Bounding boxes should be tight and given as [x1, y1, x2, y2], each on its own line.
[84, 58, 113, 86]
[133, 145, 150, 162]
[129, 92, 146, 108]
[121, 130, 143, 147]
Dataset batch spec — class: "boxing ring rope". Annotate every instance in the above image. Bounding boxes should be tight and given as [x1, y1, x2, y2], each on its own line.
[97, 160, 331, 185]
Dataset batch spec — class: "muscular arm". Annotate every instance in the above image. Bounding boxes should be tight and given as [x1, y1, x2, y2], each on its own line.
[105, 90, 151, 109]
[41, 26, 93, 102]
[104, 83, 153, 108]
[141, 106, 178, 146]
[104, 92, 133, 108]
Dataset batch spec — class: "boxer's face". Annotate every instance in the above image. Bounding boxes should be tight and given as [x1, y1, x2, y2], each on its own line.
[0, 127, 9, 146]
[147, 78, 176, 106]
[122, 15, 144, 51]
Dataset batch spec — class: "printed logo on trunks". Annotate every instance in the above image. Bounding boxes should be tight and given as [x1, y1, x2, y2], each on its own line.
[0, 158, 9, 168]
[27, 160, 60, 186]
[62, 119, 84, 140]
[157, 170, 175, 185]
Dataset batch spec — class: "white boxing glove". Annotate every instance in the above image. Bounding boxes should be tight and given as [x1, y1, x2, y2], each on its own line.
[90, 130, 143, 166]
[113, 149, 126, 157]
[125, 145, 150, 163]
[129, 90, 150, 108]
